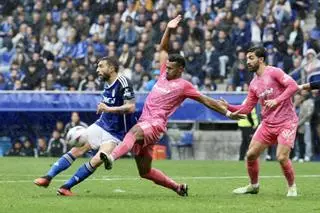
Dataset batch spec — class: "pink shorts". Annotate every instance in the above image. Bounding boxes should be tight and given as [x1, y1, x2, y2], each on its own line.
[132, 120, 165, 157]
[252, 121, 298, 148]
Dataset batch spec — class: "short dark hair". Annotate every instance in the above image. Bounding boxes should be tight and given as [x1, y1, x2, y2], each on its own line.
[246, 46, 267, 62]
[98, 56, 119, 73]
[168, 54, 185, 68]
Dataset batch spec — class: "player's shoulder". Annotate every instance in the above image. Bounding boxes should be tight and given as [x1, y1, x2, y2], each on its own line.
[267, 66, 284, 74]
[117, 75, 132, 88]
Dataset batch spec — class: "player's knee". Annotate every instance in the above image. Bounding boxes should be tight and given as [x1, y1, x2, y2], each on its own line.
[276, 153, 288, 163]
[246, 151, 258, 161]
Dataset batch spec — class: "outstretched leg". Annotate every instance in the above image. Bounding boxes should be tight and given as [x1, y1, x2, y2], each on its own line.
[34, 143, 91, 187]
[100, 125, 144, 170]
[57, 142, 116, 196]
[135, 146, 187, 196]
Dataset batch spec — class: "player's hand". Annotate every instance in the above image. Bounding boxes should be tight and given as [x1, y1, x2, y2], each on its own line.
[227, 110, 247, 120]
[167, 15, 182, 29]
[96, 103, 110, 114]
[264, 99, 278, 108]
[218, 97, 229, 108]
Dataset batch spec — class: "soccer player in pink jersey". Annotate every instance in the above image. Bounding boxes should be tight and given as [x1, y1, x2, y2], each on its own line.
[100, 15, 245, 197]
[220, 46, 299, 197]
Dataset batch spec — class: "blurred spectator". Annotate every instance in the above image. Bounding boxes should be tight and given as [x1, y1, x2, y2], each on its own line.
[36, 137, 48, 157]
[301, 49, 320, 82]
[22, 63, 41, 90]
[64, 112, 88, 136]
[55, 121, 65, 135]
[21, 138, 35, 157]
[295, 90, 314, 162]
[6, 140, 23, 156]
[232, 61, 252, 91]
[201, 77, 217, 91]
[56, 58, 71, 88]
[144, 69, 160, 91]
[47, 130, 66, 157]
[0, 73, 6, 90]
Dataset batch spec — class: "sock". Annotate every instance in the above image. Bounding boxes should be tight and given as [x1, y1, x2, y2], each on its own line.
[47, 152, 76, 178]
[141, 168, 179, 191]
[280, 160, 295, 187]
[62, 162, 95, 189]
[111, 132, 136, 160]
[247, 159, 259, 185]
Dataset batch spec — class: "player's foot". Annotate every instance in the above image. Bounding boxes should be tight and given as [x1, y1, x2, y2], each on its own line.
[57, 187, 74, 196]
[100, 151, 113, 170]
[233, 184, 259, 194]
[34, 176, 51, 188]
[287, 184, 297, 197]
[176, 183, 188, 197]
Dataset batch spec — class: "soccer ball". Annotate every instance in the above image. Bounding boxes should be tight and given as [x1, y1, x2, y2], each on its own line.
[66, 126, 87, 147]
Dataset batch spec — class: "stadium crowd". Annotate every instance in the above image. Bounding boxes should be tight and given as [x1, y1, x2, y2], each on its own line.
[1, 0, 320, 159]
[0, 0, 319, 92]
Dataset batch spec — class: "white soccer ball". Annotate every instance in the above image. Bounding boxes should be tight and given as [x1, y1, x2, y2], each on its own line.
[66, 126, 88, 147]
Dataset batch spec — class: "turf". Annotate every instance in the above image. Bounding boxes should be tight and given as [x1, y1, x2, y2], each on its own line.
[0, 157, 319, 213]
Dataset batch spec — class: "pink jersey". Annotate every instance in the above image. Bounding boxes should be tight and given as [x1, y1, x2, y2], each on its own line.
[228, 66, 298, 126]
[139, 63, 201, 127]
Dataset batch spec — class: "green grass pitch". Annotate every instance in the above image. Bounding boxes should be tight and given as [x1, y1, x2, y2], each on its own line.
[0, 157, 319, 213]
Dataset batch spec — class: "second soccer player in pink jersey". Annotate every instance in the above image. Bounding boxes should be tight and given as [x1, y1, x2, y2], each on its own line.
[100, 15, 245, 197]
[221, 46, 299, 197]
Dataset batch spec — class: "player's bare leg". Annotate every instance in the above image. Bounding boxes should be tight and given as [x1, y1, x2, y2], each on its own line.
[233, 140, 268, 194]
[100, 124, 144, 170]
[34, 143, 91, 187]
[57, 142, 116, 196]
[135, 152, 188, 197]
[276, 144, 297, 197]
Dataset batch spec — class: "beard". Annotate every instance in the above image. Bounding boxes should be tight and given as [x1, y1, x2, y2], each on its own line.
[98, 74, 109, 81]
[247, 63, 260, 72]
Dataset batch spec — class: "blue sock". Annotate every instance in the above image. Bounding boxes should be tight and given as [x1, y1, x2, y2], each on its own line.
[62, 162, 95, 189]
[47, 152, 76, 178]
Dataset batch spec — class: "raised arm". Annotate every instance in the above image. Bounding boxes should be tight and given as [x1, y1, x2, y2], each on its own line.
[159, 15, 182, 66]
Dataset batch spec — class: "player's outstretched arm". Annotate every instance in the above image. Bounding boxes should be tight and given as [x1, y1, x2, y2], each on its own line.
[220, 89, 258, 115]
[96, 99, 135, 114]
[193, 94, 246, 120]
[159, 15, 182, 65]
[298, 81, 320, 91]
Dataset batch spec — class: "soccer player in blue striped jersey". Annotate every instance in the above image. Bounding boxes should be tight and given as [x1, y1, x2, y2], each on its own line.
[34, 56, 137, 196]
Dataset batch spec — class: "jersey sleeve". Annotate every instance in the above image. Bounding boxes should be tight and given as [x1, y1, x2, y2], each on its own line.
[271, 68, 298, 103]
[228, 86, 258, 114]
[184, 81, 201, 100]
[119, 76, 135, 100]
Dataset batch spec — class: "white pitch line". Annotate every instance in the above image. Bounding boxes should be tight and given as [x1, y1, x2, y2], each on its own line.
[0, 175, 320, 184]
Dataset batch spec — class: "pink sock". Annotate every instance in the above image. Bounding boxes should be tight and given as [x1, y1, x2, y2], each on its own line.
[111, 132, 136, 160]
[280, 160, 295, 186]
[142, 168, 179, 191]
[247, 159, 259, 184]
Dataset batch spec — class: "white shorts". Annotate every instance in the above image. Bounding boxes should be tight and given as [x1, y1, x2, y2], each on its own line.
[87, 123, 121, 150]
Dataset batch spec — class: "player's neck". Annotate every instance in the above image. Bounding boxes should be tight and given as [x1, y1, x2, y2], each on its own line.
[256, 64, 266, 77]
[107, 74, 118, 85]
